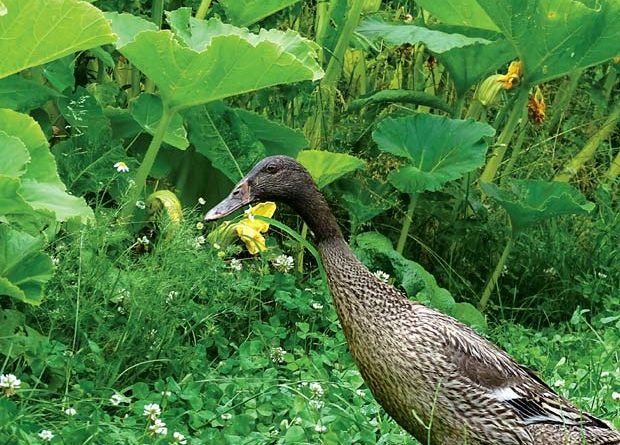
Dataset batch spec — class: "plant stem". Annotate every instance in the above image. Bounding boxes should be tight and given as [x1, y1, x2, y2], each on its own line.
[602, 64, 618, 105]
[479, 235, 514, 311]
[296, 223, 308, 274]
[151, 0, 164, 28]
[500, 106, 528, 185]
[195, 0, 212, 20]
[604, 146, 620, 183]
[396, 193, 419, 255]
[546, 68, 583, 132]
[479, 87, 530, 184]
[554, 101, 620, 182]
[314, 0, 330, 65]
[121, 103, 176, 220]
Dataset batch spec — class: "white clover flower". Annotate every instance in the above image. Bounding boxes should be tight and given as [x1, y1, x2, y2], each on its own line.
[270, 347, 287, 364]
[230, 258, 242, 272]
[309, 399, 324, 410]
[135, 200, 146, 210]
[0, 373, 21, 396]
[612, 392, 620, 401]
[143, 403, 161, 419]
[38, 430, 54, 441]
[553, 379, 565, 388]
[373, 270, 390, 283]
[148, 418, 167, 436]
[194, 235, 206, 249]
[166, 290, 178, 304]
[172, 431, 188, 444]
[272, 254, 294, 273]
[64, 407, 77, 416]
[110, 393, 129, 406]
[311, 301, 323, 310]
[114, 161, 129, 173]
[198, 197, 206, 206]
[309, 382, 324, 398]
[221, 412, 232, 421]
[314, 423, 327, 433]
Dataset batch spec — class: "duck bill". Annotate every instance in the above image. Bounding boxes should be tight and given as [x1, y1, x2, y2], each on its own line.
[204, 180, 253, 221]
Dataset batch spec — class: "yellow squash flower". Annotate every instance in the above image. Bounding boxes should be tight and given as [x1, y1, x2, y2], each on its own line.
[207, 202, 277, 255]
[235, 202, 276, 254]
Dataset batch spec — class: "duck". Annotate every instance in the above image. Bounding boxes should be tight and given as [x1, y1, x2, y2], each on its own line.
[205, 155, 620, 445]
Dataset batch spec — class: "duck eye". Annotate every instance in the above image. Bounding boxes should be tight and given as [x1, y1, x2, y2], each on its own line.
[265, 163, 278, 174]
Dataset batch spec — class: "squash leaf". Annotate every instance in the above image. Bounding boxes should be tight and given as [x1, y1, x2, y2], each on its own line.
[414, 0, 498, 31]
[296, 150, 365, 190]
[477, 0, 620, 86]
[0, 0, 115, 79]
[373, 114, 495, 194]
[480, 180, 595, 234]
[220, 0, 301, 27]
[130, 93, 189, 150]
[0, 225, 53, 305]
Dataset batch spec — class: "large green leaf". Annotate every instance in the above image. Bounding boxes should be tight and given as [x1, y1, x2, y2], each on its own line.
[103, 12, 157, 47]
[130, 93, 189, 150]
[415, 0, 498, 31]
[235, 109, 308, 158]
[112, 13, 322, 110]
[220, 0, 301, 27]
[477, 0, 620, 85]
[0, 108, 94, 224]
[435, 39, 514, 95]
[0, 131, 30, 177]
[296, 150, 365, 189]
[0, 75, 60, 111]
[0, 226, 53, 305]
[186, 103, 266, 183]
[480, 180, 595, 234]
[0, 0, 115, 79]
[373, 114, 495, 194]
[357, 18, 490, 53]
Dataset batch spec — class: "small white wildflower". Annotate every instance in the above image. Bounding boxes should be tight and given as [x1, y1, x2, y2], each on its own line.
[110, 393, 129, 406]
[501, 265, 509, 277]
[114, 161, 129, 173]
[117, 306, 126, 314]
[272, 254, 294, 273]
[309, 382, 324, 398]
[244, 206, 255, 221]
[51, 256, 60, 266]
[230, 258, 242, 272]
[143, 403, 161, 419]
[38, 430, 54, 441]
[0, 373, 21, 396]
[221, 412, 232, 421]
[64, 407, 77, 416]
[135, 200, 146, 210]
[194, 235, 206, 249]
[373, 270, 390, 283]
[213, 243, 221, 250]
[196, 222, 204, 230]
[612, 392, 620, 401]
[161, 390, 172, 397]
[597, 271, 608, 279]
[270, 347, 287, 364]
[314, 423, 327, 433]
[309, 399, 324, 409]
[128, 179, 136, 188]
[166, 290, 178, 304]
[172, 431, 188, 444]
[355, 389, 366, 397]
[198, 197, 206, 206]
[601, 371, 610, 378]
[293, 416, 302, 425]
[138, 235, 150, 245]
[553, 379, 565, 388]
[543, 267, 556, 276]
[311, 301, 323, 310]
[148, 329, 157, 338]
[148, 418, 167, 436]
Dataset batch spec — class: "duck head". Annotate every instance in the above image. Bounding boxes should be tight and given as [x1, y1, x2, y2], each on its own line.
[204, 156, 313, 221]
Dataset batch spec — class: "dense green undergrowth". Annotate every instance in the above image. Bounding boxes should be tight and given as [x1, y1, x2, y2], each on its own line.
[1, 0, 619, 443]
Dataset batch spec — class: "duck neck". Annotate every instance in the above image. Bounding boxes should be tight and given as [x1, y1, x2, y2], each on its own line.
[288, 185, 343, 244]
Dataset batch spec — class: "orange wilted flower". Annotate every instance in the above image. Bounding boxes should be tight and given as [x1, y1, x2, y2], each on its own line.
[528, 87, 546, 124]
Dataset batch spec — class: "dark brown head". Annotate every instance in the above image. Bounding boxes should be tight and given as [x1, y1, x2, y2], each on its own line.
[205, 156, 316, 221]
